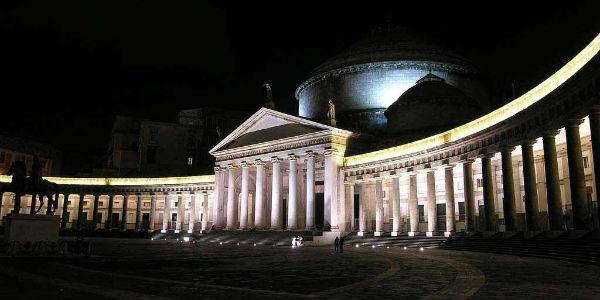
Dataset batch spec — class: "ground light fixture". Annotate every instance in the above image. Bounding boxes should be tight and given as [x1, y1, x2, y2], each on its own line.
[420, 247, 424, 251]
[183, 237, 190, 242]
[403, 246, 407, 250]
[355, 244, 359, 248]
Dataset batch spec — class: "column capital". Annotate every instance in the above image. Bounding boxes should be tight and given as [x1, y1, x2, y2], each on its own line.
[460, 158, 474, 164]
[288, 154, 298, 161]
[240, 161, 250, 168]
[323, 149, 337, 157]
[543, 129, 561, 138]
[214, 166, 222, 173]
[442, 164, 456, 169]
[271, 157, 282, 164]
[227, 163, 237, 170]
[501, 145, 516, 153]
[566, 118, 584, 127]
[254, 159, 266, 166]
[521, 138, 537, 147]
[305, 151, 315, 158]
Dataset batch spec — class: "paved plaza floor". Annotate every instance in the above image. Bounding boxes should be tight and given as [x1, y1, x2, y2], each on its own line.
[1, 238, 600, 299]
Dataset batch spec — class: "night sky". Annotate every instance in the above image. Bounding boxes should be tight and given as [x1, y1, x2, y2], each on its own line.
[2, 1, 600, 175]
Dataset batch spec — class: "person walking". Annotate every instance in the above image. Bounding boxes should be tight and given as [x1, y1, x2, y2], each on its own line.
[334, 236, 340, 253]
[339, 236, 344, 253]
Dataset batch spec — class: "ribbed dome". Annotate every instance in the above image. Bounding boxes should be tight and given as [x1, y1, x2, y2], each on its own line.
[312, 28, 476, 75]
[385, 73, 482, 135]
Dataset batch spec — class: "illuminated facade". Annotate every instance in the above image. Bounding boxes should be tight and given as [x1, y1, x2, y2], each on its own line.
[1, 33, 599, 239]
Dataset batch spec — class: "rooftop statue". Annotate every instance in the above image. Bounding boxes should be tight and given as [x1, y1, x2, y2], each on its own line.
[327, 98, 337, 127]
[263, 81, 276, 109]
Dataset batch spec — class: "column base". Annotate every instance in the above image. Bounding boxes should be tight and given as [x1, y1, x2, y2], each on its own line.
[408, 231, 418, 237]
[426, 231, 436, 237]
[161, 229, 166, 233]
[187, 229, 193, 233]
[174, 229, 180, 233]
[357, 231, 365, 236]
[374, 231, 383, 237]
[270, 227, 282, 231]
[390, 231, 399, 237]
[305, 226, 315, 231]
[444, 231, 454, 237]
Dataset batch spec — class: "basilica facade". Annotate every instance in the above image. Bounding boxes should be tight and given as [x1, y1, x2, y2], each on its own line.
[1, 32, 600, 242]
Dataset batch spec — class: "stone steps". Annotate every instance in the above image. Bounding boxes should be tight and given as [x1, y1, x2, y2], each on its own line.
[195, 230, 316, 246]
[343, 232, 447, 249]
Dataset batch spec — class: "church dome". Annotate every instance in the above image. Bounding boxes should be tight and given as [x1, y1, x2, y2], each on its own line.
[384, 73, 482, 135]
[295, 28, 489, 134]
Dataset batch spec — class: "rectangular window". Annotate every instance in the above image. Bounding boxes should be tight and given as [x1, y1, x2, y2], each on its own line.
[458, 202, 465, 221]
[174, 201, 179, 207]
[98, 201, 104, 207]
[143, 201, 150, 207]
[187, 156, 193, 166]
[476, 178, 483, 188]
[418, 205, 425, 222]
[583, 156, 589, 169]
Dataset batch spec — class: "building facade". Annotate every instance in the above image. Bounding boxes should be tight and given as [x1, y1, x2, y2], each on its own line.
[0, 134, 62, 176]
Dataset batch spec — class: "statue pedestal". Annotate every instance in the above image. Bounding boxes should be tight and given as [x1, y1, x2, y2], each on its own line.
[4, 214, 60, 243]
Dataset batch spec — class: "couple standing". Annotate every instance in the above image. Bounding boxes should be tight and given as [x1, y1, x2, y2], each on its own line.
[334, 236, 345, 253]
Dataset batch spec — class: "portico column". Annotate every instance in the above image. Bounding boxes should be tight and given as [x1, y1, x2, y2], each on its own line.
[254, 159, 266, 229]
[287, 155, 298, 230]
[522, 140, 541, 231]
[61, 194, 70, 229]
[481, 154, 497, 231]
[501, 147, 518, 231]
[213, 167, 224, 229]
[358, 181, 367, 236]
[345, 182, 355, 231]
[176, 193, 185, 232]
[324, 149, 340, 230]
[77, 194, 85, 230]
[189, 192, 197, 233]
[121, 195, 128, 231]
[91, 194, 100, 230]
[270, 158, 282, 230]
[305, 152, 315, 230]
[463, 160, 476, 232]
[566, 119, 593, 230]
[226, 164, 238, 230]
[201, 192, 209, 231]
[408, 172, 419, 236]
[426, 170, 437, 236]
[391, 176, 401, 236]
[444, 165, 456, 236]
[162, 193, 172, 232]
[589, 107, 600, 228]
[135, 193, 142, 231]
[543, 130, 565, 231]
[106, 193, 114, 229]
[239, 162, 250, 230]
[372, 179, 383, 236]
[150, 193, 157, 230]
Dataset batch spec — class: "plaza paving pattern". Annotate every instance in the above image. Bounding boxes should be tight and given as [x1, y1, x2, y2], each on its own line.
[1, 238, 600, 299]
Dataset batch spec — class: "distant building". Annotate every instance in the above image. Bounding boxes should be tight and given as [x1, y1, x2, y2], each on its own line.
[0, 134, 62, 176]
[107, 107, 250, 177]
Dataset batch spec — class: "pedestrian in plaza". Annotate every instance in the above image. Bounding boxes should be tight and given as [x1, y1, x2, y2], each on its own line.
[339, 236, 344, 253]
[334, 236, 340, 253]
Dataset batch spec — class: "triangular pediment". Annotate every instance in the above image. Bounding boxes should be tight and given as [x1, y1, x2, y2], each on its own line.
[209, 108, 349, 154]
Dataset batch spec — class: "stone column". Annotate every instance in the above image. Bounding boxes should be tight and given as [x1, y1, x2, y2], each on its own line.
[391, 176, 401, 236]
[77, 194, 85, 230]
[189, 192, 197, 233]
[106, 194, 114, 229]
[589, 107, 600, 228]
[323, 149, 340, 230]
[463, 160, 476, 232]
[254, 159, 266, 229]
[239, 162, 250, 230]
[305, 152, 316, 230]
[91, 194, 100, 230]
[270, 157, 282, 230]
[566, 119, 593, 230]
[201, 192, 209, 231]
[426, 170, 437, 236]
[162, 193, 171, 232]
[213, 167, 223, 229]
[150, 193, 157, 230]
[358, 181, 367, 236]
[543, 131, 565, 231]
[345, 182, 356, 231]
[135, 193, 142, 231]
[287, 155, 298, 230]
[481, 154, 497, 231]
[61, 193, 70, 229]
[408, 172, 419, 236]
[226, 164, 238, 230]
[374, 179, 384, 236]
[522, 140, 541, 231]
[176, 193, 185, 232]
[501, 147, 518, 231]
[444, 165, 456, 236]
[121, 195, 129, 231]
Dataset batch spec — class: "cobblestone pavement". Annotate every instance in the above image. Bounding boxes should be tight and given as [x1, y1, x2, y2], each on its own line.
[1, 238, 600, 299]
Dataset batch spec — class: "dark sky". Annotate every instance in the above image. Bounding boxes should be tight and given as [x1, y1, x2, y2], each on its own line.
[1, 1, 600, 175]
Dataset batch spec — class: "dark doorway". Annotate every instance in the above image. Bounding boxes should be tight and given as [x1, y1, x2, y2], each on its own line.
[111, 213, 120, 228]
[437, 203, 446, 232]
[171, 213, 177, 230]
[142, 213, 150, 229]
[316, 193, 324, 230]
[354, 194, 360, 230]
